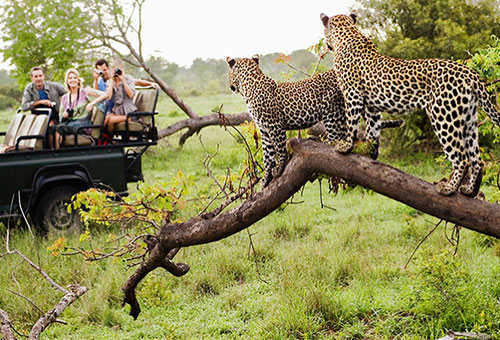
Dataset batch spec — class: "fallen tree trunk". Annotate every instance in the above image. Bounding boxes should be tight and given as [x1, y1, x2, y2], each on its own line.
[123, 138, 500, 318]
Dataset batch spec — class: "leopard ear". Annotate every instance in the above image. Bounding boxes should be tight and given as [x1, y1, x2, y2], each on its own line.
[320, 13, 329, 27]
[226, 56, 236, 68]
[350, 12, 357, 24]
[251, 54, 260, 65]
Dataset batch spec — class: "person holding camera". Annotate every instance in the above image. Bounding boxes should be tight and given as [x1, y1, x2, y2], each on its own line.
[21, 66, 66, 124]
[88, 59, 136, 134]
[50, 68, 105, 149]
[92, 58, 158, 115]
[92, 59, 113, 113]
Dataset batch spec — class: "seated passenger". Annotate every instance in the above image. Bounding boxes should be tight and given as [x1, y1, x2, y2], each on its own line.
[88, 59, 137, 134]
[50, 68, 105, 149]
[21, 66, 66, 124]
[92, 58, 158, 115]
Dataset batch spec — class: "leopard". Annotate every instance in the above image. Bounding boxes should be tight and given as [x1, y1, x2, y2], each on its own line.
[227, 54, 403, 186]
[320, 12, 500, 197]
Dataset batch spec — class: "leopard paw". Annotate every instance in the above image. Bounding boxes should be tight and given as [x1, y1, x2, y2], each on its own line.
[435, 181, 456, 196]
[334, 140, 353, 154]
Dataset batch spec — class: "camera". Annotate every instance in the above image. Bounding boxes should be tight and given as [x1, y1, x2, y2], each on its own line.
[114, 68, 122, 76]
[98, 70, 104, 76]
[66, 108, 74, 118]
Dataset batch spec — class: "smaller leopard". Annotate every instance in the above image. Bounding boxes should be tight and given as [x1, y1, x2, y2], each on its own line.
[227, 55, 403, 186]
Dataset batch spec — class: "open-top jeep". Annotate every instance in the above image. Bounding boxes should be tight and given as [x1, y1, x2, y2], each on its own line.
[0, 86, 159, 233]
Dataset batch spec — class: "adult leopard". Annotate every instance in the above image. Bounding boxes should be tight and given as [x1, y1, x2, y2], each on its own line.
[227, 55, 402, 186]
[321, 12, 500, 196]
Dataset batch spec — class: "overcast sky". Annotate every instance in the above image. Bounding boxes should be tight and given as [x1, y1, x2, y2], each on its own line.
[139, 0, 356, 67]
[0, 1, 356, 70]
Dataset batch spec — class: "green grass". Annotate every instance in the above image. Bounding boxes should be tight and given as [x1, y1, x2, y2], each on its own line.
[1, 95, 500, 339]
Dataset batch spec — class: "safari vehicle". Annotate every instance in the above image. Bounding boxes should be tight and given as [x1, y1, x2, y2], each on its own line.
[0, 86, 159, 233]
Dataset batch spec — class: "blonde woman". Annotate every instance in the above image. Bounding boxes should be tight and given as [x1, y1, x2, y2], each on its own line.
[87, 59, 136, 134]
[51, 68, 104, 149]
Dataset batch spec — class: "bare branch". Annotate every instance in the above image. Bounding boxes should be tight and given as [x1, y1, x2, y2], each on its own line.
[157, 112, 252, 144]
[28, 285, 88, 340]
[0, 308, 15, 340]
[7, 288, 44, 316]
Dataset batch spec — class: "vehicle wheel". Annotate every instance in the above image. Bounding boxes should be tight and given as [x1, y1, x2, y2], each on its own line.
[35, 186, 81, 234]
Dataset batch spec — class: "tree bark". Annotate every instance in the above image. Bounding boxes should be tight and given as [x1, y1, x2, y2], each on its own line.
[28, 285, 87, 340]
[0, 308, 15, 340]
[122, 138, 500, 319]
[158, 112, 251, 144]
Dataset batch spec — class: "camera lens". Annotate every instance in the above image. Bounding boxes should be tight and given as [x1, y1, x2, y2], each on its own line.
[98, 70, 103, 76]
[114, 68, 122, 76]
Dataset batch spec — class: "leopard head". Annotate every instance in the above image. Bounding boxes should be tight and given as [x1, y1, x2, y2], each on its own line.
[226, 55, 260, 94]
[320, 12, 358, 50]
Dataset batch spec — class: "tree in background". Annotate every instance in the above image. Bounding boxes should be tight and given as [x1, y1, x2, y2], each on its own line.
[0, 0, 91, 86]
[354, 0, 500, 60]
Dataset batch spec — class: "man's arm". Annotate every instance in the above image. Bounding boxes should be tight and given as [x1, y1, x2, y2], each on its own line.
[20, 85, 51, 111]
[93, 69, 100, 90]
[21, 85, 34, 111]
[134, 79, 158, 88]
[55, 82, 66, 96]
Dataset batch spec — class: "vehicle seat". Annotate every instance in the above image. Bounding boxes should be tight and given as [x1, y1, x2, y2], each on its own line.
[7, 114, 36, 151]
[62, 107, 105, 147]
[0, 113, 25, 152]
[18, 114, 49, 150]
[114, 86, 158, 142]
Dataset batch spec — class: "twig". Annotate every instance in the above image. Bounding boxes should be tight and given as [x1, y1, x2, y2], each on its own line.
[311, 51, 328, 75]
[246, 229, 268, 284]
[486, 78, 500, 87]
[404, 220, 443, 269]
[318, 179, 337, 211]
[18, 191, 34, 238]
[3, 222, 68, 294]
[284, 62, 310, 77]
[7, 288, 44, 316]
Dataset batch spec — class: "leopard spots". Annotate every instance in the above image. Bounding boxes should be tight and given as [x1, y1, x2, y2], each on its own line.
[321, 13, 500, 196]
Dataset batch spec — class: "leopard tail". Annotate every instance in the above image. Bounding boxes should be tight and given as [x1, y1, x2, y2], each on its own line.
[475, 78, 500, 126]
[380, 119, 404, 130]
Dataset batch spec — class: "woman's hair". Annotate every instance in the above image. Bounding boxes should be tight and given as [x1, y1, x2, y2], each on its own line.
[64, 68, 83, 91]
[111, 59, 125, 71]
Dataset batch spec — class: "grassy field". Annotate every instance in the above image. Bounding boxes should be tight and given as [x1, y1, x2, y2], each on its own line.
[1, 95, 500, 339]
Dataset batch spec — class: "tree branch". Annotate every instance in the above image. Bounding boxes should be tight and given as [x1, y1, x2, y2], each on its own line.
[122, 138, 500, 319]
[28, 285, 88, 340]
[0, 308, 15, 340]
[158, 112, 251, 144]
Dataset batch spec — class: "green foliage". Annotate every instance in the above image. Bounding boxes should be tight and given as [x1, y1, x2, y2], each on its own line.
[0, 85, 22, 110]
[355, 0, 500, 60]
[406, 248, 500, 337]
[72, 173, 191, 227]
[468, 36, 500, 145]
[0, 0, 91, 86]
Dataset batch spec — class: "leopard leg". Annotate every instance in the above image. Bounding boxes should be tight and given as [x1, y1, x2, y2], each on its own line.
[428, 104, 466, 195]
[459, 103, 483, 197]
[335, 89, 362, 153]
[269, 126, 289, 180]
[364, 106, 382, 159]
[260, 128, 276, 187]
[324, 94, 346, 143]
